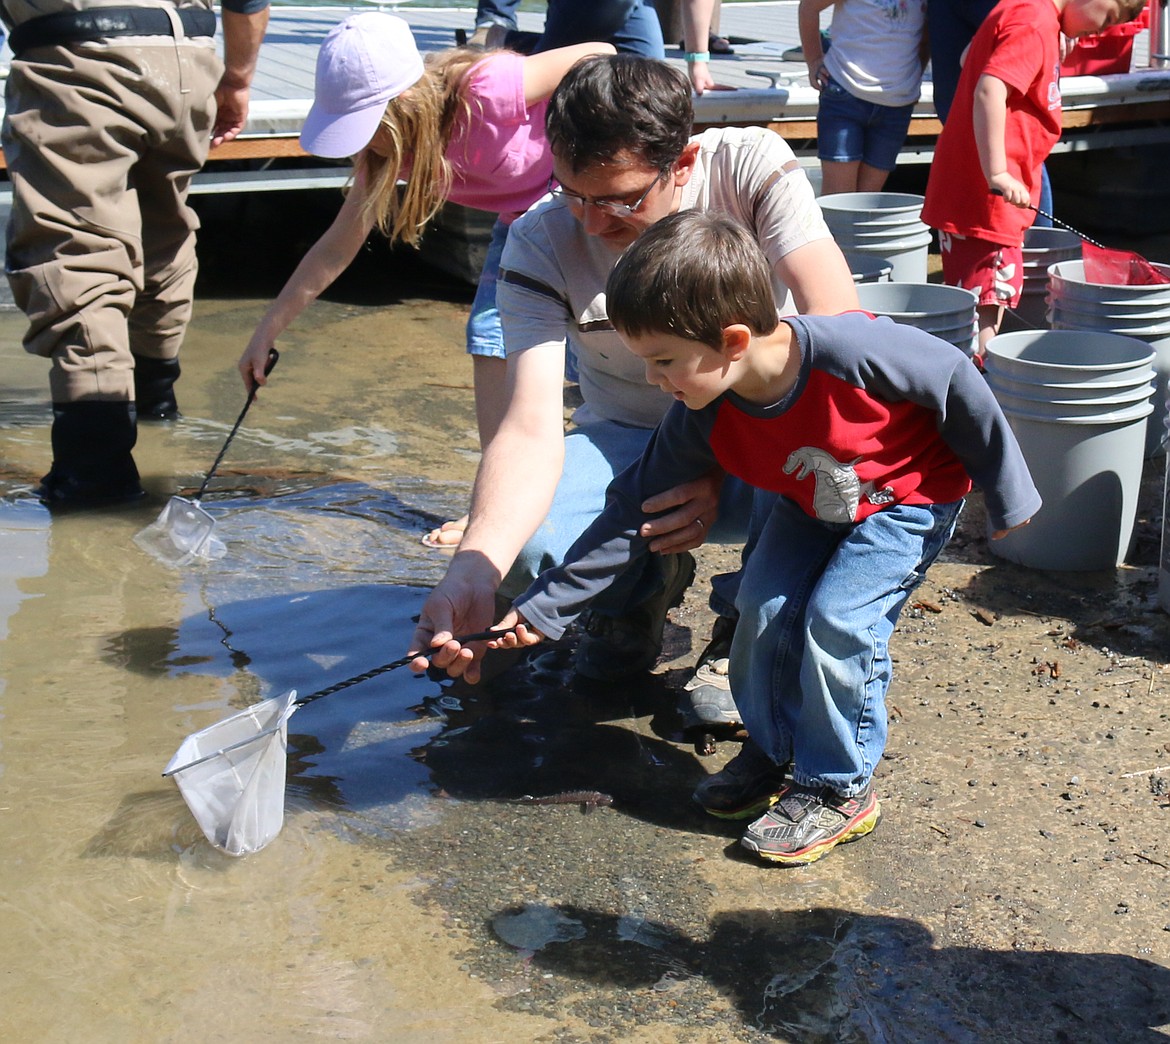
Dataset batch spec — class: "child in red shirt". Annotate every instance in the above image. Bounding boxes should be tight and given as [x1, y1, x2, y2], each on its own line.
[922, 0, 1147, 356]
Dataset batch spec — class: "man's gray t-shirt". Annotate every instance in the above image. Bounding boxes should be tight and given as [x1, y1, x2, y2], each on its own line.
[496, 126, 833, 430]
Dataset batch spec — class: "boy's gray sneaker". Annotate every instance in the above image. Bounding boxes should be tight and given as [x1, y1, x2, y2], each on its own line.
[575, 551, 696, 682]
[740, 782, 880, 865]
[679, 614, 740, 727]
[692, 739, 790, 820]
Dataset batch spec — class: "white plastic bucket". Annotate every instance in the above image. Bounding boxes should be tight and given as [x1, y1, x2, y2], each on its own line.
[986, 379, 1155, 416]
[1016, 227, 1082, 329]
[985, 329, 1154, 570]
[986, 367, 1156, 400]
[856, 282, 978, 355]
[1047, 259, 1170, 455]
[982, 329, 1156, 384]
[818, 193, 932, 283]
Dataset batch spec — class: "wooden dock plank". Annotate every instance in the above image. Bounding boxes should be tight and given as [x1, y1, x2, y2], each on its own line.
[0, 3, 1167, 173]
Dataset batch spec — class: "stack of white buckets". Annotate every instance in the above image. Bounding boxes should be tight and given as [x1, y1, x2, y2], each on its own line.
[983, 330, 1155, 570]
[820, 193, 979, 356]
[818, 193, 1169, 600]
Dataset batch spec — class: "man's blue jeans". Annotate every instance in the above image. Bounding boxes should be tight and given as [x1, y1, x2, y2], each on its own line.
[502, 418, 755, 616]
[731, 495, 963, 797]
[476, 0, 665, 58]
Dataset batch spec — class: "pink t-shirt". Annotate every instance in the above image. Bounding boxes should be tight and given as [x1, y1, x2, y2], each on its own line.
[444, 52, 552, 223]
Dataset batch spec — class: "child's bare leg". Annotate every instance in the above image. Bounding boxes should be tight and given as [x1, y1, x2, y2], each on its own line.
[976, 303, 1004, 356]
[856, 162, 892, 193]
[819, 159, 861, 196]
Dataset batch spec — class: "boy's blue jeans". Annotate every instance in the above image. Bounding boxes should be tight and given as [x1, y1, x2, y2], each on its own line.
[502, 419, 755, 617]
[731, 495, 963, 798]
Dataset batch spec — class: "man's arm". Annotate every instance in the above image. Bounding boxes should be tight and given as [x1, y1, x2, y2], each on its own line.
[410, 342, 568, 681]
[776, 238, 860, 315]
[213, 5, 270, 148]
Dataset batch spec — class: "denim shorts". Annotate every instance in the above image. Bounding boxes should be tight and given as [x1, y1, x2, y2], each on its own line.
[816, 77, 916, 172]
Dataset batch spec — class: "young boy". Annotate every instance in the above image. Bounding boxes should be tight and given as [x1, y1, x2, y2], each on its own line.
[922, 0, 1148, 355]
[480, 210, 1039, 866]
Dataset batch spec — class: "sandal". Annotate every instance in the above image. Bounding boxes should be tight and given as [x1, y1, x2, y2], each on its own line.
[678, 33, 735, 56]
[421, 515, 468, 550]
[709, 32, 734, 55]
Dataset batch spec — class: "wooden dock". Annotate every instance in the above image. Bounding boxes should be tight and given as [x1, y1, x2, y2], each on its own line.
[1, 2, 1169, 189]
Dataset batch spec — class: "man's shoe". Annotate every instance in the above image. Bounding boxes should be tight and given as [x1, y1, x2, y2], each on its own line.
[679, 614, 740, 727]
[692, 739, 789, 820]
[36, 466, 146, 507]
[38, 400, 146, 508]
[740, 782, 880, 865]
[575, 551, 696, 682]
[462, 23, 508, 50]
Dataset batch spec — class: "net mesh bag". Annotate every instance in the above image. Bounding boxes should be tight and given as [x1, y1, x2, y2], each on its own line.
[1082, 242, 1170, 287]
[164, 691, 299, 856]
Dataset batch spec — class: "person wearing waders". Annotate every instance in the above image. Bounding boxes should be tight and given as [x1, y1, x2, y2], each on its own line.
[1, 0, 269, 507]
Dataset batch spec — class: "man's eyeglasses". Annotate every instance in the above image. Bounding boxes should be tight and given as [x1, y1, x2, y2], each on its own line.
[547, 170, 668, 218]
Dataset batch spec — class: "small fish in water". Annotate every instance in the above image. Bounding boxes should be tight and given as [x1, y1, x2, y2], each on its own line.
[511, 790, 615, 814]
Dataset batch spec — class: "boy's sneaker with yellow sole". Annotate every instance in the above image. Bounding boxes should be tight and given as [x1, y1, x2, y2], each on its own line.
[692, 739, 790, 820]
[740, 782, 880, 865]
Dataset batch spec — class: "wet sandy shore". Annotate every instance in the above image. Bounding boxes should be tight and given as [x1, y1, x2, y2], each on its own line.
[1, 189, 1168, 1041]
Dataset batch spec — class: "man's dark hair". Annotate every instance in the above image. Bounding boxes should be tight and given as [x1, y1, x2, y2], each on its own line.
[546, 54, 694, 175]
[607, 211, 779, 349]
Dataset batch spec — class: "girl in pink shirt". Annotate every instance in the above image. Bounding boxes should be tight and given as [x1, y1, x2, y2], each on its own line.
[239, 14, 612, 542]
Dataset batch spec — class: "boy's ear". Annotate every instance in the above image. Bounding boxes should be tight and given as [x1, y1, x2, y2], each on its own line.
[720, 324, 752, 360]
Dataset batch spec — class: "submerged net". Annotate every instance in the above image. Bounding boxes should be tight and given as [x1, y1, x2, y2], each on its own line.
[164, 691, 299, 856]
[134, 497, 227, 568]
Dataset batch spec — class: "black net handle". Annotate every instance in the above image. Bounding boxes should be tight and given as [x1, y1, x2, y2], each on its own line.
[195, 348, 279, 501]
[294, 629, 513, 708]
[990, 189, 1106, 250]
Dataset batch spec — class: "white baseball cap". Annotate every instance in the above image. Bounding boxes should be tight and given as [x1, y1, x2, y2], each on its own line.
[300, 13, 425, 159]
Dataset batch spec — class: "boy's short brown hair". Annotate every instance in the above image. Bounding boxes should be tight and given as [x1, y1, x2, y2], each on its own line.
[606, 210, 779, 349]
[1118, 0, 1148, 22]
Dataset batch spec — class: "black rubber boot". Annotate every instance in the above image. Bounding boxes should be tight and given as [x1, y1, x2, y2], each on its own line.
[37, 400, 146, 508]
[133, 354, 181, 421]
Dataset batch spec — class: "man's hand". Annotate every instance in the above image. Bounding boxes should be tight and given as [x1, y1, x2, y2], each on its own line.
[408, 552, 502, 683]
[212, 79, 251, 148]
[637, 471, 723, 553]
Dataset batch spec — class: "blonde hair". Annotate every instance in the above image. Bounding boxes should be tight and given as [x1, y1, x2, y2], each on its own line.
[354, 48, 485, 247]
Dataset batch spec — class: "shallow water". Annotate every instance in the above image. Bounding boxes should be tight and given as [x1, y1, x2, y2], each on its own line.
[0, 265, 515, 1040]
[0, 243, 920, 1042]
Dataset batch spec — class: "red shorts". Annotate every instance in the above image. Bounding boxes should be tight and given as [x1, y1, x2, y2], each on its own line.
[938, 232, 1023, 308]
